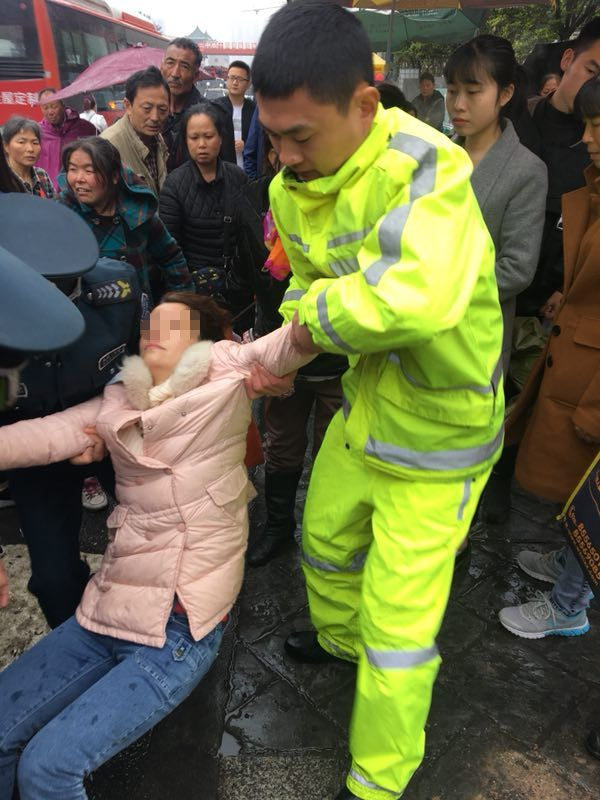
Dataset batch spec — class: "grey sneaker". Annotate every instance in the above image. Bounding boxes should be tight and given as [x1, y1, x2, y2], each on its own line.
[516, 549, 564, 584]
[499, 591, 590, 639]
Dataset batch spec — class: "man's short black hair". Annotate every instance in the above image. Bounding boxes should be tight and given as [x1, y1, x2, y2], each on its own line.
[125, 66, 170, 104]
[252, 0, 373, 112]
[572, 18, 600, 56]
[228, 60, 251, 78]
[419, 72, 435, 84]
[166, 37, 203, 68]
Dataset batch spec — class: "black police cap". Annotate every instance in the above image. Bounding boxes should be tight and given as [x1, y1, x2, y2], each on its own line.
[0, 193, 98, 278]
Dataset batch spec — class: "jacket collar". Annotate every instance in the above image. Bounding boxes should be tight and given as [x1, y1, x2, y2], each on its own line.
[118, 341, 214, 411]
[114, 114, 168, 161]
[279, 105, 396, 204]
[460, 118, 520, 209]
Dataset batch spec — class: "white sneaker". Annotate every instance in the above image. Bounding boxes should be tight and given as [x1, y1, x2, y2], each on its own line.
[516, 549, 564, 584]
[499, 591, 589, 639]
[82, 477, 108, 511]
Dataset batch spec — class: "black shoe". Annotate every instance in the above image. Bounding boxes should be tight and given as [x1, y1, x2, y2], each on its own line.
[336, 787, 359, 800]
[284, 631, 350, 665]
[478, 471, 512, 524]
[586, 728, 600, 760]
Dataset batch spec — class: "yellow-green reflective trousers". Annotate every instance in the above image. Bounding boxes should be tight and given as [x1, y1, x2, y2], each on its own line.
[302, 411, 491, 799]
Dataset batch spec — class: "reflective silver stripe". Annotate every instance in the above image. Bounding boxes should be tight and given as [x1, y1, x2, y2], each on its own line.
[321, 636, 355, 661]
[316, 289, 356, 353]
[388, 351, 503, 396]
[349, 769, 400, 797]
[288, 233, 310, 253]
[329, 256, 360, 277]
[342, 395, 351, 420]
[365, 643, 439, 669]
[457, 478, 472, 521]
[365, 425, 504, 471]
[364, 132, 437, 287]
[328, 227, 373, 248]
[302, 547, 367, 573]
[282, 289, 306, 303]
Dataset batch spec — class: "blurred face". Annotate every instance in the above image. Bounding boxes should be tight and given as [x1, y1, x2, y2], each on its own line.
[582, 116, 600, 168]
[227, 67, 250, 100]
[554, 42, 600, 112]
[125, 85, 169, 139]
[186, 113, 221, 168]
[66, 149, 115, 209]
[540, 76, 560, 97]
[4, 128, 41, 170]
[83, 97, 93, 111]
[140, 302, 201, 380]
[161, 45, 200, 98]
[446, 72, 513, 138]
[419, 79, 435, 98]
[40, 96, 65, 126]
[257, 85, 378, 182]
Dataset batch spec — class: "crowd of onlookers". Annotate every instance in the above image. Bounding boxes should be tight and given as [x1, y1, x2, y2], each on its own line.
[0, 8, 600, 798]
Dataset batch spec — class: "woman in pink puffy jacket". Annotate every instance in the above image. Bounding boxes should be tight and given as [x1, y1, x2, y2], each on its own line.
[0, 293, 314, 800]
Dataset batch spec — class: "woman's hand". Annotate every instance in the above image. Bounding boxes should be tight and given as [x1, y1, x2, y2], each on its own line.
[574, 424, 600, 446]
[539, 291, 563, 321]
[69, 427, 107, 465]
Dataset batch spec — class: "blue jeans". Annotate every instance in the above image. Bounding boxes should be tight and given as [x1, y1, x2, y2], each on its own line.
[0, 613, 224, 800]
[551, 546, 594, 615]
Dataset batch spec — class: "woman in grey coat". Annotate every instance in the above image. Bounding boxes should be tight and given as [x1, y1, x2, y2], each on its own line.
[445, 35, 548, 376]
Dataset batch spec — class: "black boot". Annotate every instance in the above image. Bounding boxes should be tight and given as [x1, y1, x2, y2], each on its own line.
[586, 728, 600, 760]
[247, 470, 302, 567]
[284, 631, 351, 665]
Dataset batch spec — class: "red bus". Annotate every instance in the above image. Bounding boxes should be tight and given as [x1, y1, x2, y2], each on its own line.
[0, 0, 168, 125]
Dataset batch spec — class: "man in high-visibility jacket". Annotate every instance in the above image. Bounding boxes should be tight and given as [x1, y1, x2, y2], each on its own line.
[252, 4, 504, 799]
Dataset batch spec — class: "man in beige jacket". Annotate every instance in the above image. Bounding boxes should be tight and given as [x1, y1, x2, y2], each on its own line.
[102, 66, 170, 197]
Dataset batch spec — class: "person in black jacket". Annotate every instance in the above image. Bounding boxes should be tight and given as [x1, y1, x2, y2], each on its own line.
[160, 38, 203, 172]
[212, 61, 256, 170]
[159, 101, 251, 319]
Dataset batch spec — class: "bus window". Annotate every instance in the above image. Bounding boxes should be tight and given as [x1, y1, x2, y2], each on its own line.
[47, 3, 118, 86]
[0, 0, 43, 79]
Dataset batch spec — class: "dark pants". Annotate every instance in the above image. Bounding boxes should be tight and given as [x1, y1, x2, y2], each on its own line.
[264, 376, 343, 473]
[8, 458, 115, 629]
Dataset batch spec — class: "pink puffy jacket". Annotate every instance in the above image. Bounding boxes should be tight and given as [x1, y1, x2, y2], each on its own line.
[0, 326, 313, 647]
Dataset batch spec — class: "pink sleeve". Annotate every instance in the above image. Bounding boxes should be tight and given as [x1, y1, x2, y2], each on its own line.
[0, 397, 102, 470]
[212, 324, 316, 378]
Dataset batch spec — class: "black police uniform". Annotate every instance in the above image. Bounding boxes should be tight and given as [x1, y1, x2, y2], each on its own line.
[3, 259, 145, 628]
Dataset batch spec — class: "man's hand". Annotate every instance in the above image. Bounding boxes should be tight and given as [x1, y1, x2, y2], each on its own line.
[244, 365, 297, 400]
[291, 313, 323, 355]
[0, 560, 9, 608]
[69, 427, 107, 465]
[540, 291, 563, 321]
[235, 139, 245, 154]
[574, 424, 600, 446]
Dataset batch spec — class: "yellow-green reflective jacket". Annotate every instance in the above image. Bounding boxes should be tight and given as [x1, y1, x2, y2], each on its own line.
[271, 107, 504, 481]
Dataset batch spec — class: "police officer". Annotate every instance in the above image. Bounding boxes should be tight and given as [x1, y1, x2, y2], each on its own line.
[0, 195, 95, 607]
[0, 194, 146, 627]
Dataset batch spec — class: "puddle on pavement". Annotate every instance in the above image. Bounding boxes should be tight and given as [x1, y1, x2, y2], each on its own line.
[219, 730, 242, 756]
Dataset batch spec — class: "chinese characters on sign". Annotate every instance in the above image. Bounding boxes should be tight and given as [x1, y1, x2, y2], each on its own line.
[0, 92, 39, 106]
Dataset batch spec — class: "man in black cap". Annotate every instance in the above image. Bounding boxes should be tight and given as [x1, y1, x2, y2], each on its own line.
[0, 195, 145, 626]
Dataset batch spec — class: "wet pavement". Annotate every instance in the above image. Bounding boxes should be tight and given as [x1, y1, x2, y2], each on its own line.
[1, 465, 600, 799]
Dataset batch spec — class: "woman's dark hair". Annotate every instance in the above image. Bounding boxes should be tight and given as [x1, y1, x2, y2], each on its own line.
[252, 0, 373, 113]
[574, 78, 600, 121]
[182, 102, 225, 139]
[160, 292, 232, 342]
[376, 82, 413, 113]
[125, 66, 170, 104]
[2, 116, 42, 145]
[61, 136, 121, 188]
[0, 133, 24, 192]
[444, 35, 516, 94]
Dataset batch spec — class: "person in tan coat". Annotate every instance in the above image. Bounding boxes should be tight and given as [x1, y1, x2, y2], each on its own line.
[0, 293, 314, 800]
[498, 78, 600, 642]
